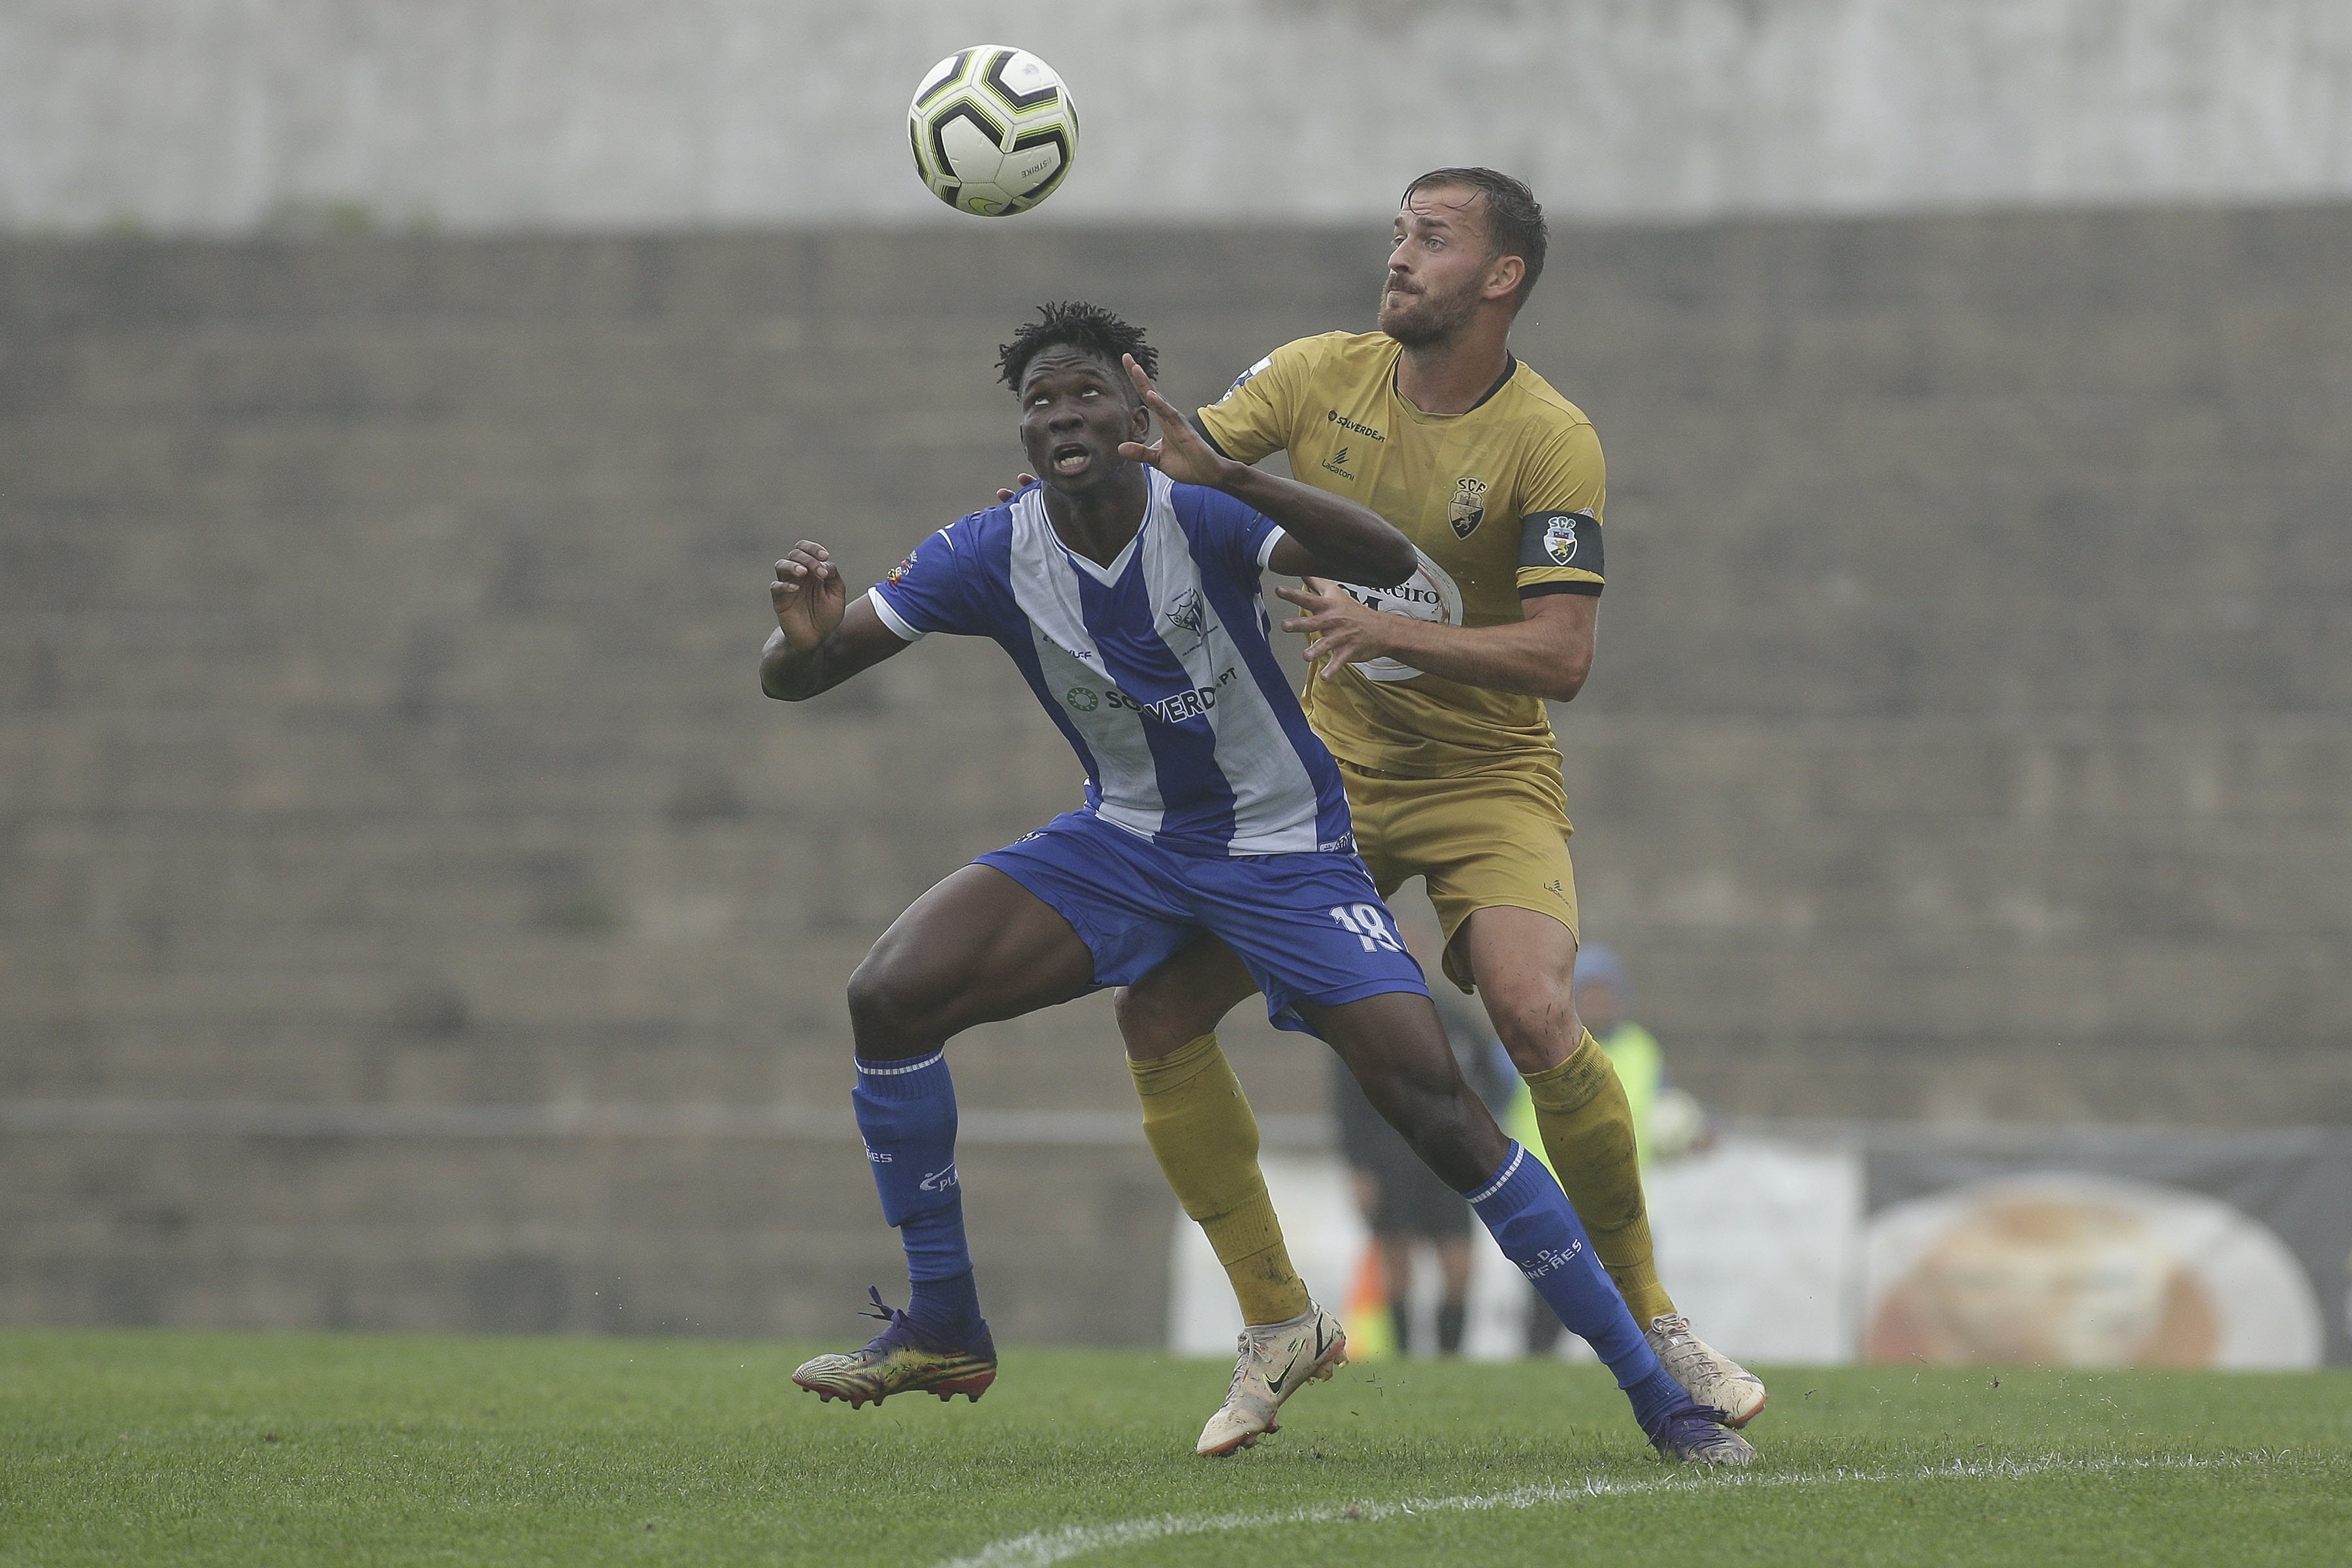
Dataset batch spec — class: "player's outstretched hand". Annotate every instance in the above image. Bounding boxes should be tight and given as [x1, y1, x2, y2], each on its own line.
[1116, 354, 1230, 487]
[1279, 577, 1391, 680]
[772, 542, 847, 651]
[994, 472, 1038, 504]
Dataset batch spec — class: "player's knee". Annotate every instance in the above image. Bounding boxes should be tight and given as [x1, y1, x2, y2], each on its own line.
[1113, 979, 1196, 1061]
[844, 951, 943, 1053]
[1486, 988, 1581, 1073]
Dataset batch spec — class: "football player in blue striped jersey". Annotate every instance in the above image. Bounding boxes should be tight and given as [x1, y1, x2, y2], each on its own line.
[760, 302, 1748, 1464]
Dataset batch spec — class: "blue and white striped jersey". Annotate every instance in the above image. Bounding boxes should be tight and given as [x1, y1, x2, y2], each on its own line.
[868, 469, 1353, 857]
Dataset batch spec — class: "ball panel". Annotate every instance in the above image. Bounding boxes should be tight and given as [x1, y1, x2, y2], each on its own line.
[980, 49, 1061, 112]
[910, 50, 973, 114]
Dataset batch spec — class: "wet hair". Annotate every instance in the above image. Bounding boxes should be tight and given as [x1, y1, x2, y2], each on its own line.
[996, 301, 1158, 398]
[1401, 167, 1548, 311]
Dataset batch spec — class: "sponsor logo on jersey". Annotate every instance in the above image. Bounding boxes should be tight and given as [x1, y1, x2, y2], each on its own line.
[1450, 476, 1489, 538]
[1321, 445, 1354, 479]
[1064, 686, 1100, 711]
[918, 1162, 960, 1192]
[884, 553, 917, 583]
[1339, 578, 1446, 616]
[1544, 514, 1582, 564]
[1096, 666, 1242, 724]
[1335, 548, 1465, 683]
[1324, 409, 1385, 442]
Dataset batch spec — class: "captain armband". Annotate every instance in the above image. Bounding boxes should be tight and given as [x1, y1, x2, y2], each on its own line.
[1515, 510, 1605, 598]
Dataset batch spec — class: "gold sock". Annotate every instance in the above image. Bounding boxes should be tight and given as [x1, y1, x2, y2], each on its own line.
[1522, 1031, 1677, 1324]
[1129, 1032, 1311, 1326]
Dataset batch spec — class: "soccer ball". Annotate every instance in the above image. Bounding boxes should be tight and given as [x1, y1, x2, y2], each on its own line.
[907, 46, 1079, 218]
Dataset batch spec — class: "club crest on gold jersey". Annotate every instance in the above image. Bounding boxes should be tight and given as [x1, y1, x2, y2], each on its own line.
[1450, 477, 1489, 538]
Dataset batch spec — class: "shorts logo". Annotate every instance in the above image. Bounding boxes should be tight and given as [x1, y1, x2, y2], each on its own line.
[919, 1162, 960, 1192]
[1450, 476, 1489, 539]
[1317, 832, 1357, 855]
[1544, 515, 1584, 565]
[1065, 687, 1100, 711]
[862, 1144, 892, 1164]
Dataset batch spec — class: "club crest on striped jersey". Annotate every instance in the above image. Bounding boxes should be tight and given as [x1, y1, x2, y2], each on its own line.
[1162, 587, 1213, 653]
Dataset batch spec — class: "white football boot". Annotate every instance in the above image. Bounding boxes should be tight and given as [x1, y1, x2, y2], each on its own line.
[1646, 1313, 1767, 1427]
[1195, 1303, 1348, 1457]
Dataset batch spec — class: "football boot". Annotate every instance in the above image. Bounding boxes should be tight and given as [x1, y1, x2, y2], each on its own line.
[1196, 1303, 1348, 1456]
[792, 1287, 996, 1409]
[1644, 1399, 1759, 1466]
[1645, 1312, 1767, 1428]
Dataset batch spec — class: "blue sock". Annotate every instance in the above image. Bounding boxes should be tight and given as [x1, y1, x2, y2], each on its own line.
[851, 1049, 984, 1345]
[1466, 1143, 1686, 1432]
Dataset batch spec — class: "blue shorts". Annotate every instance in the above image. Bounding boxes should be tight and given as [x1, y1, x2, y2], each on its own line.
[976, 811, 1429, 1036]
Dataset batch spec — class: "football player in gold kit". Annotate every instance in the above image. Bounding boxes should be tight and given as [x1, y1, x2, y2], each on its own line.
[1115, 169, 1769, 1454]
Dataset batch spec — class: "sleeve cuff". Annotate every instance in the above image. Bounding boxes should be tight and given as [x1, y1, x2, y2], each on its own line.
[1256, 525, 1288, 570]
[866, 588, 926, 642]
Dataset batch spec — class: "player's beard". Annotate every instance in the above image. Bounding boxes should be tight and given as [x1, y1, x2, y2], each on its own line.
[1377, 272, 1482, 348]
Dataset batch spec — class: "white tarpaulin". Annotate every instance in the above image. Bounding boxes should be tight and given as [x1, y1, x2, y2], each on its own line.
[1168, 1135, 1865, 1363]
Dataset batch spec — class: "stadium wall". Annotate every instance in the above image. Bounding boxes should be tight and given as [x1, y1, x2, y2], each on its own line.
[5, 0, 2350, 235]
[3, 201, 2347, 1338]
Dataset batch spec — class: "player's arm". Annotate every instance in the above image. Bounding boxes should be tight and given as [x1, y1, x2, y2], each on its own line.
[1116, 355, 1414, 587]
[1279, 581, 1595, 702]
[1283, 421, 1608, 703]
[759, 542, 910, 701]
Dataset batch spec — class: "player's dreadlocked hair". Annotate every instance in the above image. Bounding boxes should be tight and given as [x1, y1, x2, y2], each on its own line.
[997, 301, 1159, 398]
[1401, 167, 1548, 312]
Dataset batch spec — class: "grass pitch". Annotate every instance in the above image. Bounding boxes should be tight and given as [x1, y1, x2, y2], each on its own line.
[3, 1330, 2344, 1566]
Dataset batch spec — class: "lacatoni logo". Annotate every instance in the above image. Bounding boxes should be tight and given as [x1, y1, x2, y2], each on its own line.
[1519, 1239, 1584, 1281]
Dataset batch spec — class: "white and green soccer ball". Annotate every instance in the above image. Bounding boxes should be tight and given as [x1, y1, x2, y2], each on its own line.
[907, 46, 1079, 218]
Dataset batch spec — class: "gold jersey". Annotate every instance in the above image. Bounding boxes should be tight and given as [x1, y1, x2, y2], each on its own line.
[1197, 331, 1605, 778]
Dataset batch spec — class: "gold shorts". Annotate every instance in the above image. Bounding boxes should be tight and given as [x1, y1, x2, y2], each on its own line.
[1339, 757, 1579, 992]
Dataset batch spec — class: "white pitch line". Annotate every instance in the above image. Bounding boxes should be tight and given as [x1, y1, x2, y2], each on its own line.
[934, 1452, 2247, 1568]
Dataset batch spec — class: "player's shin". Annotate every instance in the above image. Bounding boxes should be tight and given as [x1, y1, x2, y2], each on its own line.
[1465, 1141, 1686, 1431]
[1130, 1033, 1311, 1326]
[1522, 1032, 1676, 1324]
[851, 1050, 984, 1345]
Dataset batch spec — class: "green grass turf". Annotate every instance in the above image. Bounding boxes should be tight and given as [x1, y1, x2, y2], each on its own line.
[2, 1331, 2344, 1567]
